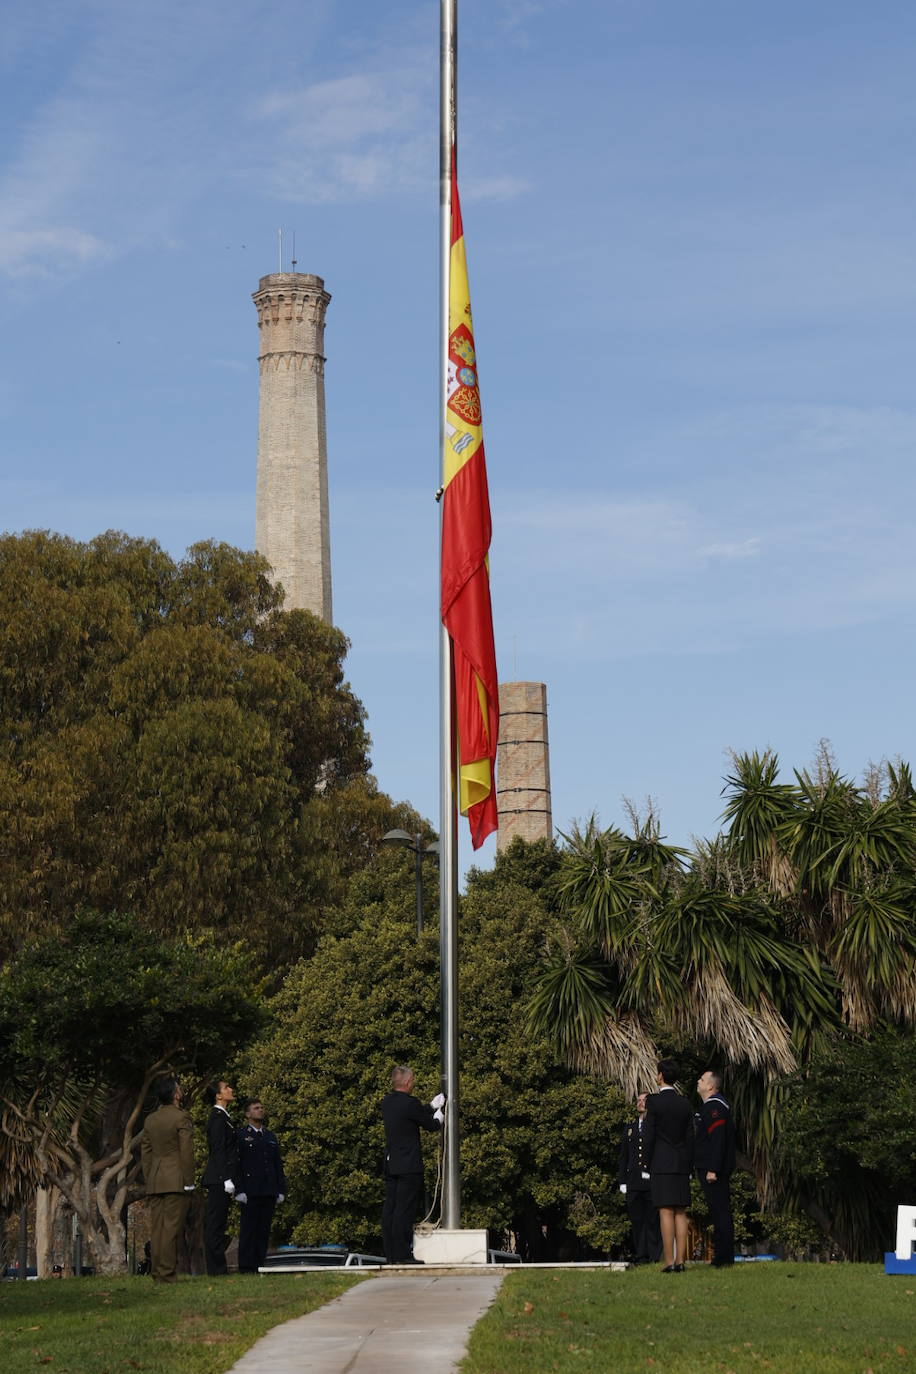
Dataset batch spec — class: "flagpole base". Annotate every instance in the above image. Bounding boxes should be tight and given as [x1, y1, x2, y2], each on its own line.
[413, 1228, 488, 1266]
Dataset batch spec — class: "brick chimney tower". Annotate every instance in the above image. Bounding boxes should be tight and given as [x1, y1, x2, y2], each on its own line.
[253, 271, 332, 621]
[496, 681, 554, 849]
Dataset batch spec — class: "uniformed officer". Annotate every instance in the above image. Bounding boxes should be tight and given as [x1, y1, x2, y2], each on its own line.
[644, 1058, 694, 1272]
[140, 1077, 195, 1283]
[235, 1098, 287, 1273]
[617, 1092, 662, 1264]
[380, 1065, 443, 1264]
[695, 1069, 737, 1266]
[202, 1079, 240, 1275]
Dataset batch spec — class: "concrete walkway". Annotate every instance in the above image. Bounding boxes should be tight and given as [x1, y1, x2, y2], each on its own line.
[227, 1272, 504, 1373]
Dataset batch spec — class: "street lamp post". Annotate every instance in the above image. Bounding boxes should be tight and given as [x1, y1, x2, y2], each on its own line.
[379, 830, 440, 934]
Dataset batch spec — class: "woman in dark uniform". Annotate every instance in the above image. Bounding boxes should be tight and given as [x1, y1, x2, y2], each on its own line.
[643, 1058, 694, 1272]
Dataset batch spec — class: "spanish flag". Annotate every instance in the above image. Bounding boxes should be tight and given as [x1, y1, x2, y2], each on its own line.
[441, 154, 498, 849]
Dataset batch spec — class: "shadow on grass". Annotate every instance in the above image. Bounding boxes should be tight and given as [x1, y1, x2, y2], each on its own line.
[0, 1272, 361, 1374]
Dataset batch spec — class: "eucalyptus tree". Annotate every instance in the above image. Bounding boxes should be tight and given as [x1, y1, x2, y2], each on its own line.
[0, 530, 374, 970]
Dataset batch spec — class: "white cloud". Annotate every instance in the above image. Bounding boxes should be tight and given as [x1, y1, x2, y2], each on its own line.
[251, 64, 433, 203]
[0, 226, 109, 277]
[485, 394, 916, 660]
[258, 75, 421, 149]
[250, 50, 532, 205]
[462, 174, 530, 202]
[700, 538, 761, 561]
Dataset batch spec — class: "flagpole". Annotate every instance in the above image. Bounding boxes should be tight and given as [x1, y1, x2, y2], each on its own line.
[438, 0, 461, 1232]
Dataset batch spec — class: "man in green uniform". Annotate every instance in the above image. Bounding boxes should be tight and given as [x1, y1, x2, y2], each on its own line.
[140, 1077, 195, 1283]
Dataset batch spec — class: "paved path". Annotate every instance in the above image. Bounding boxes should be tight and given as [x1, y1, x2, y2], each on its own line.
[227, 1272, 504, 1373]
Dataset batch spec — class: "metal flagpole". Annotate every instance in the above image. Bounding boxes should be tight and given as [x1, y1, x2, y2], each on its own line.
[438, 0, 460, 1232]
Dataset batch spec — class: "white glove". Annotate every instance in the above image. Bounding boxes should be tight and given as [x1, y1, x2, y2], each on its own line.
[277, 1194, 285, 1204]
[433, 1108, 444, 1124]
[183, 1185, 195, 1193]
[430, 1093, 445, 1110]
[619, 1184, 627, 1194]
[235, 1192, 248, 1205]
[224, 1179, 236, 1195]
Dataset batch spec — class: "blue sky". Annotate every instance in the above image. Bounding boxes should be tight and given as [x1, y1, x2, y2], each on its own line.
[3, 1, 916, 872]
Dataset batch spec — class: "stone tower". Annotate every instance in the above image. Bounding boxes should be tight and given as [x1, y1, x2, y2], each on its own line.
[496, 681, 553, 850]
[253, 271, 332, 621]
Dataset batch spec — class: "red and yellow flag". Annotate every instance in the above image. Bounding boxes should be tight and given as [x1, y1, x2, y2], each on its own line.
[441, 154, 498, 849]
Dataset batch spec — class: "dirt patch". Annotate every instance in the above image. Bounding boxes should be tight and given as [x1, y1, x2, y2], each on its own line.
[165, 1317, 234, 1346]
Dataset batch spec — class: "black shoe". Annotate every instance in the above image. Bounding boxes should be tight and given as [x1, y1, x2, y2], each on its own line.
[400, 1257, 424, 1265]
[661, 1264, 675, 1273]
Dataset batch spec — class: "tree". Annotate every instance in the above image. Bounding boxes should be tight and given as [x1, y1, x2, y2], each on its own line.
[0, 912, 261, 1275]
[0, 530, 372, 967]
[238, 839, 631, 1259]
[722, 748, 916, 1033]
[773, 1029, 916, 1260]
[529, 808, 833, 1095]
[529, 748, 916, 1258]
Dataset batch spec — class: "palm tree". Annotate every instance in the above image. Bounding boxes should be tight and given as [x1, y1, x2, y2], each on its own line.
[529, 804, 834, 1098]
[531, 748, 916, 1255]
[724, 750, 916, 1034]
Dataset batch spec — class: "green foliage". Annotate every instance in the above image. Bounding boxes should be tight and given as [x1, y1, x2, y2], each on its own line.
[751, 1207, 824, 1260]
[458, 869, 628, 1252]
[0, 911, 262, 1085]
[531, 747, 916, 1261]
[774, 1028, 916, 1259]
[0, 530, 377, 967]
[0, 911, 265, 1269]
[240, 841, 630, 1256]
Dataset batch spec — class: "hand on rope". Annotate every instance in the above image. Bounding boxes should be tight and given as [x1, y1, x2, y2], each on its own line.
[419, 1102, 448, 1227]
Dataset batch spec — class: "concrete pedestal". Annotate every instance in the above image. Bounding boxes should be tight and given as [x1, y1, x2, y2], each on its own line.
[413, 1228, 488, 1265]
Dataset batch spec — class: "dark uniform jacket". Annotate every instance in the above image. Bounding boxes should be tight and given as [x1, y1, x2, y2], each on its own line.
[617, 1116, 652, 1191]
[237, 1124, 287, 1197]
[140, 1104, 195, 1194]
[694, 1094, 736, 1177]
[643, 1088, 694, 1174]
[381, 1091, 440, 1176]
[202, 1106, 240, 1187]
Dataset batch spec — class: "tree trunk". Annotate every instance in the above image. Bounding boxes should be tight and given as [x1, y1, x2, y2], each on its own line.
[35, 1187, 55, 1278]
[35, 1187, 74, 1277]
[0, 1205, 11, 1275]
[86, 1215, 129, 1276]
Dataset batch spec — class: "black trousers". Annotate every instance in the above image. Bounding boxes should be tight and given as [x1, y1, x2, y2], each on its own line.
[626, 1185, 662, 1262]
[700, 1174, 734, 1265]
[204, 1186, 232, 1275]
[238, 1196, 276, 1273]
[381, 1173, 423, 1263]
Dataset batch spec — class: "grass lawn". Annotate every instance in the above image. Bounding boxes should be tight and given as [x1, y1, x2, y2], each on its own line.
[0, 1272, 361, 1374]
[461, 1264, 916, 1374]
